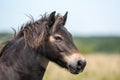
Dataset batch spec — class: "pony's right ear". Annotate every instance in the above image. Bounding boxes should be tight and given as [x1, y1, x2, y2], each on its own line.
[48, 11, 56, 28]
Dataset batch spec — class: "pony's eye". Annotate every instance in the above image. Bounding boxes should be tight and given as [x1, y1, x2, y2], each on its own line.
[54, 36, 62, 42]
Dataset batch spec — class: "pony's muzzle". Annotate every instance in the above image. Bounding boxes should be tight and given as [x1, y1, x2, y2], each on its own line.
[68, 59, 86, 74]
[64, 53, 86, 74]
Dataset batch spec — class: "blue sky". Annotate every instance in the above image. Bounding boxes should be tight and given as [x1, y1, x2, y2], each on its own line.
[0, 0, 120, 36]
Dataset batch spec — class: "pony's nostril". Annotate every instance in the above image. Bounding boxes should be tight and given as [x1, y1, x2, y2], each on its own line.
[77, 60, 82, 70]
[77, 60, 86, 70]
[77, 60, 83, 66]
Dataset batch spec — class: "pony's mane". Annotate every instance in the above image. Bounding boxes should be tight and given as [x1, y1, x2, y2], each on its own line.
[14, 13, 49, 39]
[0, 13, 61, 57]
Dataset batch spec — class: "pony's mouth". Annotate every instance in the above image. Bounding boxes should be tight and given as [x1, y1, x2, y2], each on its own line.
[67, 65, 84, 74]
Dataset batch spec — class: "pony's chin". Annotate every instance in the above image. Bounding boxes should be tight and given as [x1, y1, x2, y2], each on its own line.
[69, 69, 82, 74]
[67, 66, 84, 74]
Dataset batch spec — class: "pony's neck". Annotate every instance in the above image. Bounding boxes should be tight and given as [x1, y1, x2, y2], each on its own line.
[19, 48, 49, 80]
[19, 41, 49, 80]
[0, 38, 49, 80]
[36, 54, 49, 79]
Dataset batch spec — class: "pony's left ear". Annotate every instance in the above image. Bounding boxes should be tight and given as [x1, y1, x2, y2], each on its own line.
[62, 11, 68, 25]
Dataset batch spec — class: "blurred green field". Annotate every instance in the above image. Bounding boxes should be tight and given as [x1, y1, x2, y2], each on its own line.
[0, 33, 11, 40]
[74, 37, 120, 53]
[0, 33, 120, 80]
[0, 33, 12, 47]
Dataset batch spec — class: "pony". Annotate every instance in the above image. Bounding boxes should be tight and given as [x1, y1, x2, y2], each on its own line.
[0, 11, 86, 80]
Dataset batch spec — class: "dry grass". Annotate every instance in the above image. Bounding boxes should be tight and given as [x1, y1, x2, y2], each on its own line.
[43, 54, 120, 80]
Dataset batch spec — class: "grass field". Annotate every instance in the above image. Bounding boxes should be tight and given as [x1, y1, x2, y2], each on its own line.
[43, 54, 120, 80]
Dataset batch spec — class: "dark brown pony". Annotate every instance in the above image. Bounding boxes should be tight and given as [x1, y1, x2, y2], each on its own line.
[0, 11, 86, 80]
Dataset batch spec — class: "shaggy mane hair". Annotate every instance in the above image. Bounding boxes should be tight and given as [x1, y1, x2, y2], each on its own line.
[0, 13, 61, 57]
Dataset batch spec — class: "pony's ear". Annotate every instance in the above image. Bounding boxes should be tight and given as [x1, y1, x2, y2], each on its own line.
[62, 11, 68, 25]
[48, 11, 56, 28]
